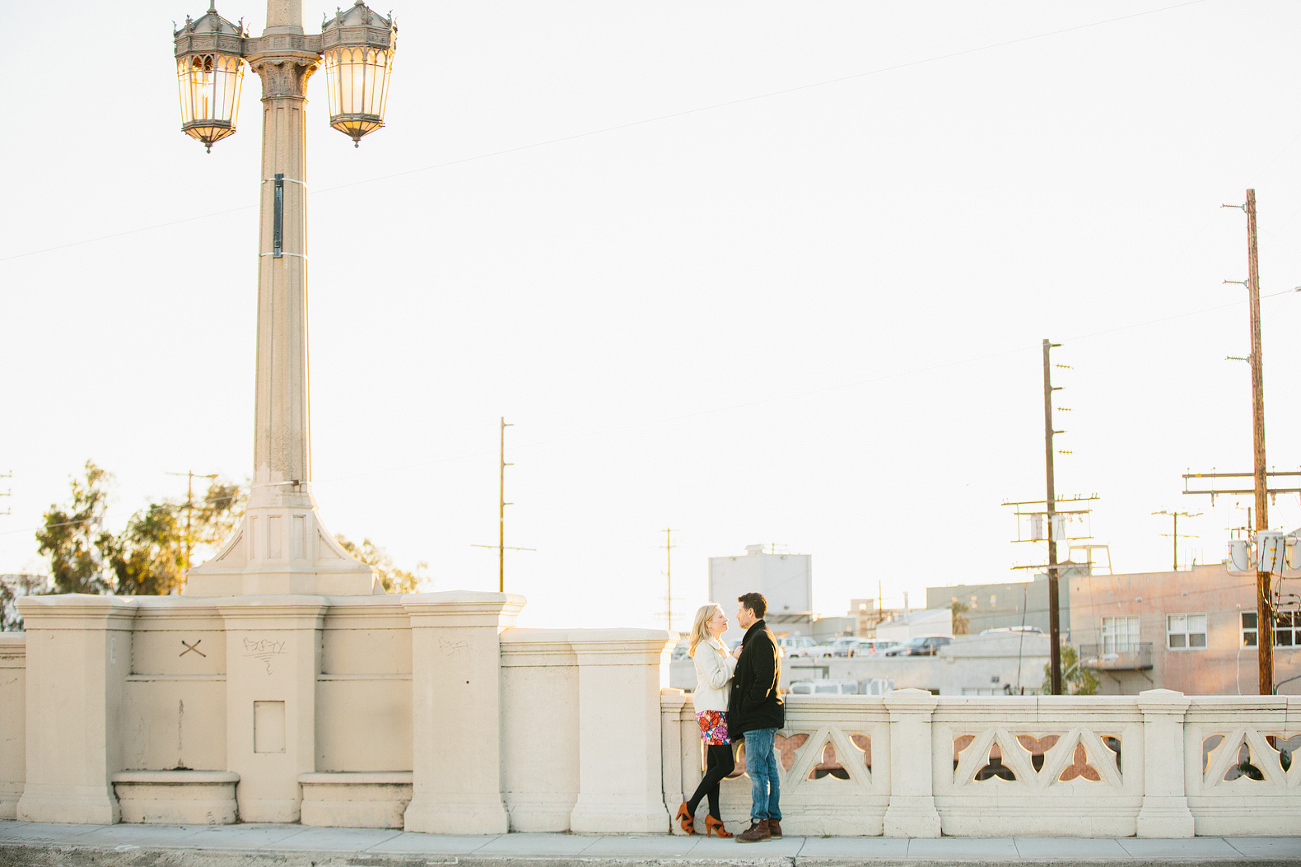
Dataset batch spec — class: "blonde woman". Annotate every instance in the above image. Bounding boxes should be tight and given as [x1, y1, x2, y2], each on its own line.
[675, 603, 737, 837]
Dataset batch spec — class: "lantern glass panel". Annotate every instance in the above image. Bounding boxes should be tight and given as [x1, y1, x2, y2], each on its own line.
[177, 52, 244, 147]
[322, 45, 394, 143]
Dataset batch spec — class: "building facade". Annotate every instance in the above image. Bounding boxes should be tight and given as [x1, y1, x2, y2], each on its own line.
[708, 544, 812, 645]
[1069, 563, 1301, 695]
[926, 572, 1075, 637]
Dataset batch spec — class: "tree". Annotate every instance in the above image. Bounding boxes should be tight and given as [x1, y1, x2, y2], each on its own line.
[105, 503, 187, 596]
[950, 600, 970, 635]
[1042, 643, 1100, 696]
[336, 535, 427, 594]
[36, 462, 247, 597]
[1, 574, 52, 632]
[36, 461, 115, 594]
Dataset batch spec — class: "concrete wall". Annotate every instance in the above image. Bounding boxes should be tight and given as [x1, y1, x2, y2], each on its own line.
[5, 591, 1298, 837]
[2, 592, 673, 833]
[0, 635, 24, 819]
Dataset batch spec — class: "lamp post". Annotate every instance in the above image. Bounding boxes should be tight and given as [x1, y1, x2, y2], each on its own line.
[174, 0, 397, 597]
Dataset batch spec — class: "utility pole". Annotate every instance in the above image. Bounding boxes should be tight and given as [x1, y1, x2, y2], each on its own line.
[166, 471, 219, 573]
[471, 418, 534, 592]
[1043, 338, 1063, 696]
[498, 417, 511, 592]
[1189, 189, 1276, 695]
[0, 471, 11, 517]
[1004, 341, 1095, 696]
[1151, 510, 1201, 571]
[1244, 189, 1274, 697]
[663, 528, 676, 632]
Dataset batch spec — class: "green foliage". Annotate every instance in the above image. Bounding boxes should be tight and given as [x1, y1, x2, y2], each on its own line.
[105, 503, 187, 596]
[36, 461, 115, 594]
[35, 462, 247, 597]
[1042, 643, 1101, 696]
[336, 535, 427, 594]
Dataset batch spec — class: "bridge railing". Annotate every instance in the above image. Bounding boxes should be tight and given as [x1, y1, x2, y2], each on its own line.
[661, 688, 1300, 837]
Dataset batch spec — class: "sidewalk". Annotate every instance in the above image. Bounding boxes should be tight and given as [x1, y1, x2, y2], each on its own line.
[1, 820, 1299, 867]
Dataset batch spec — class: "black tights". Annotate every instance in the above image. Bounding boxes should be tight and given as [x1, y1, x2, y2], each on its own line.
[686, 743, 735, 819]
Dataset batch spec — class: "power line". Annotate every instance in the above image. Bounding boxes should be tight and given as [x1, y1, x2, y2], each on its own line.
[0, 2, 1208, 266]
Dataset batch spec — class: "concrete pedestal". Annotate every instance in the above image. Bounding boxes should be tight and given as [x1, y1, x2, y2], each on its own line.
[883, 688, 941, 838]
[218, 596, 326, 822]
[568, 630, 675, 834]
[15, 595, 136, 824]
[402, 592, 524, 834]
[1136, 689, 1195, 838]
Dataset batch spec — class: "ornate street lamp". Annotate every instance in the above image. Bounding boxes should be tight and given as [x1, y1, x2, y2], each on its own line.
[175, 0, 398, 603]
[172, 0, 396, 151]
[173, 3, 247, 152]
[322, 1, 397, 147]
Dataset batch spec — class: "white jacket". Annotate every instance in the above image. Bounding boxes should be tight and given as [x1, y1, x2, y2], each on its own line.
[691, 637, 737, 713]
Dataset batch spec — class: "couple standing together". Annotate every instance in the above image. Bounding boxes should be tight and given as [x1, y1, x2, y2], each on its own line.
[676, 592, 783, 843]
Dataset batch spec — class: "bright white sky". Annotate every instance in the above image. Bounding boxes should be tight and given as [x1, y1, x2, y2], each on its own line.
[5, 0, 1301, 631]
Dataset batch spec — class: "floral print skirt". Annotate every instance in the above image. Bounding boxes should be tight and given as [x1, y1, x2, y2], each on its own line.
[697, 709, 730, 745]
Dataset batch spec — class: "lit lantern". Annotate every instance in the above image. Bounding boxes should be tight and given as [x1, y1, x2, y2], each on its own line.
[321, 1, 397, 147]
[174, 3, 247, 152]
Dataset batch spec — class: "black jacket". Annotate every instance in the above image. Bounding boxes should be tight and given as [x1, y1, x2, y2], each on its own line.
[727, 619, 784, 738]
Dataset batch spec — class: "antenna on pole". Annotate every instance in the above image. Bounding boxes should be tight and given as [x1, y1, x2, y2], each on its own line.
[663, 528, 676, 632]
[165, 471, 220, 572]
[1151, 510, 1201, 571]
[471, 417, 534, 592]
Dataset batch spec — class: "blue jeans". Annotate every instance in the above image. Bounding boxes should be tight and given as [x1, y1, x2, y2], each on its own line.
[744, 727, 782, 821]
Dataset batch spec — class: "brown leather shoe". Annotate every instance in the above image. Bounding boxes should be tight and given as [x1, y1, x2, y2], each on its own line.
[736, 819, 771, 843]
[767, 818, 782, 838]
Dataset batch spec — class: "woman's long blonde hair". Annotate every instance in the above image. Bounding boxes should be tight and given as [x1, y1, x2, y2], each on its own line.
[689, 603, 724, 657]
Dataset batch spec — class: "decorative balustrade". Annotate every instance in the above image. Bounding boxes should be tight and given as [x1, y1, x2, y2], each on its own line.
[3, 601, 1297, 838]
[661, 689, 1300, 837]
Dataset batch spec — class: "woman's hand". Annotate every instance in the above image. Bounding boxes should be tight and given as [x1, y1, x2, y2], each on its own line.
[732, 644, 743, 659]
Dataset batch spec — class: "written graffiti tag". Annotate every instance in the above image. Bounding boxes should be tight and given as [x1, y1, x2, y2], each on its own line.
[439, 637, 469, 657]
[243, 637, 288, 675]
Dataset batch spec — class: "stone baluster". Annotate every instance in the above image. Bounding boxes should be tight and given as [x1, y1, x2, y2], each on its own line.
[1136, 688, 1194, 837]
[883, 688, 941, 837]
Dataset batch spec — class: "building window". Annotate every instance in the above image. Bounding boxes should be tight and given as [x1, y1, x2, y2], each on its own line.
[1240, 610, 1299, 647]
[1167, 613, 1207, 649]
[990, 594, 997, 607]
[1276, 610, 1298, 647]
[1102, 616, 1140, 653]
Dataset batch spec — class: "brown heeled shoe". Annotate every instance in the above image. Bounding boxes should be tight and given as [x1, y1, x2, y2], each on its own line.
[704, 815, 732, 838]
[675, 802, 695, 835]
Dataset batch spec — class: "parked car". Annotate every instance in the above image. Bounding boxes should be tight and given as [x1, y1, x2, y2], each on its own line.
[885, 635, 952, 656]
[776, 636, 819, 658]
[825, 637, 863, 657]
[788, 680, 859, 695]
[855, 639, 900, 656]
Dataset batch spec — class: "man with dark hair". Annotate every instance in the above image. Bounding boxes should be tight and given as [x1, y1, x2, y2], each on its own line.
[728, 592, 783, 842]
